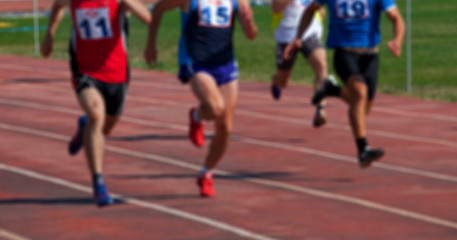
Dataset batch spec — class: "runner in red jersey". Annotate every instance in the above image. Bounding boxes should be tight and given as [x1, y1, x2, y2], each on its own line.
[70, 0, 129, 83]
[41, 0, 150, 207]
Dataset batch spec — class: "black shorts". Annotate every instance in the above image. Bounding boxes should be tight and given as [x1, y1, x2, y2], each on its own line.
[276, 34, 323, 70]
[73, 75, 129, 116]
[333, 48, 379, 100]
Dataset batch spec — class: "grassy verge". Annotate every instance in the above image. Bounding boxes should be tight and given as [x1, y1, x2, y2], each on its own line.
[0, 0, 456, 102]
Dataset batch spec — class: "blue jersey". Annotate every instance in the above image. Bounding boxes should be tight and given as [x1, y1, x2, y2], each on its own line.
[179, 0, 238, 65]
[315, 0, 395, 48]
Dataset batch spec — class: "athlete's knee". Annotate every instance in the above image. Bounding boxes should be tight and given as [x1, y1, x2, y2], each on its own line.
[86, 109, 105, 129]
[212, 102, 225, 118]
[202, 100, 225, 119]
[103, 125, 114, 135]
[215, 120, 233, 136]
[353, 85, 368, 100]
[348, 77, 367, 101]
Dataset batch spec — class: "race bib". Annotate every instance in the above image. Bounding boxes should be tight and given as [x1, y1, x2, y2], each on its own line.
[336, 0, 370, 19]
[198, 0, 233, 28]
[75, 7, 113, 40]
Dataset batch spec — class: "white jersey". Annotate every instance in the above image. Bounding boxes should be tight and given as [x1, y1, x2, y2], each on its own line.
[274, 0, 323, 43]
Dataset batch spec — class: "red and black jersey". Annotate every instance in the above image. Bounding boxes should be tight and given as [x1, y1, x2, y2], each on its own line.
[69, 0, 129, 84]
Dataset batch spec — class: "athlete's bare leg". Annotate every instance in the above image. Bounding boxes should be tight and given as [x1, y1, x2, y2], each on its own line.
[103, 115, 121, 136]
[190, 72, 224, 121]
[345, 75, 368, 139]
[78, 87, 106, 174]
[203, 80, 238, 170]
[190, 73, 238, 170]
[272, 69, 291, 89]
[307, 47, 327, 93]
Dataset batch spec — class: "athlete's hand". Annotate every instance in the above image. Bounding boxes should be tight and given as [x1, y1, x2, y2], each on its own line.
[144, 43, 157, 65]
[283, 39, 301, 60]
[41, 32, 54, 58]
[388, 39, 402, 57]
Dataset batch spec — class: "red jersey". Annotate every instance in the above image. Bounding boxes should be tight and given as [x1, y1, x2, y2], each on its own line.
[70, 0, 128, 83]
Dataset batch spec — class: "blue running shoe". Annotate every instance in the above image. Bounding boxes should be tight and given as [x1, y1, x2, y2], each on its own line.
[271, 84, 282, 100]
[94, 183, 114, 207]
[68, 115, 88, 155]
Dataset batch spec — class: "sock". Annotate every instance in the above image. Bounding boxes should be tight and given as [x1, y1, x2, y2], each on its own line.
[316, 105, 325, 111]
[92, 173, 105, 190]
[199, 167, 210, 177]
[356, 138, 368, 154]
[193, 108, 201, 122]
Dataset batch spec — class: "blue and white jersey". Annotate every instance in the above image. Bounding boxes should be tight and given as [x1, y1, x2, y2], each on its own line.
[178, 0, 238, 65]
[315, 0, 396, 48]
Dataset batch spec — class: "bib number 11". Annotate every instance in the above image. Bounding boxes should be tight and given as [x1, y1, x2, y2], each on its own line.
[76, 8, 113, 40]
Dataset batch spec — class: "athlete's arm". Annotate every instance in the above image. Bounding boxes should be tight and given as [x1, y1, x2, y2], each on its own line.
[238, 0, 257, 40]
[282, 1, 320, 60]
[144, 0, 187, 64]
[271, 0, 292, 13]
[41, 0, 69, 58]
[122, 0, 151, 24]
[385, 6, 405, 57]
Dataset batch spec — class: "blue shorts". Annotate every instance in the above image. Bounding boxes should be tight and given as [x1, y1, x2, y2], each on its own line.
[178, 61, 239, 86]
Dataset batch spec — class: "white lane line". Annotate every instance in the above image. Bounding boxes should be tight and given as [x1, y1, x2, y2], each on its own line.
[0, 228, 32, 240]
[4, 82, 457, 149]
[2, 62, 457, 123]
[132, 80, 457, 123]
[1, 98, 457, 184]
[0, 164, 276, 240]
[1, 122, 457, 231]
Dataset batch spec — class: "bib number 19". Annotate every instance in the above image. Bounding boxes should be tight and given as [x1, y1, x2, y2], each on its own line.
[336, 0, 369, 19]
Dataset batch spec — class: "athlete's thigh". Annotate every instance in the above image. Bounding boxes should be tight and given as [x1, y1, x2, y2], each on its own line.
[276, 42, 297, 71]
[78, 87, 106, 119]
[306, 47, 327, 78]
[190, 72, 223, 107]
[217, 80, 238, 125]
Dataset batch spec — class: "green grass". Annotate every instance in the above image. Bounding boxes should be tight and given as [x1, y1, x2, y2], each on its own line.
[0, 0, 456, 102]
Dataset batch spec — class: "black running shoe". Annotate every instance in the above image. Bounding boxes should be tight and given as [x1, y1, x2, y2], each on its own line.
[311, 76, 337, 105]
[358, 148, 385, 168]
[271, 84, 282, 100]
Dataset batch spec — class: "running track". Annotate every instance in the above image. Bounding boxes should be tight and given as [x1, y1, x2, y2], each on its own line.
[0, 55, 456, 240]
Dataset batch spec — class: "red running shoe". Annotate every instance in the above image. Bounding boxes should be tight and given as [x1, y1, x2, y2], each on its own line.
[189, 108, 204, 147]
[196, 172, 215, 197]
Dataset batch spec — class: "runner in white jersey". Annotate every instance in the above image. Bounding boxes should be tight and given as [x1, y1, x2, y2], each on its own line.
[274, 0, 322, 43]
[271, 0, 332, 127]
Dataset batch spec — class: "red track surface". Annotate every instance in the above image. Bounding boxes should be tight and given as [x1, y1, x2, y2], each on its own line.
[0, 55, 457, 240]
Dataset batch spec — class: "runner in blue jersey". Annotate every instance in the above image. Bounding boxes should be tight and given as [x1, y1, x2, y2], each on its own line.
[284, 0, 404, 168]
[144, 0, 257, 197]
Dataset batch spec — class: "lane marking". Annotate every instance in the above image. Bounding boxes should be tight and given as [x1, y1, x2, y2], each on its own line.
[4, 82, 457, 149]
[0, 227, 32, 240]
[1, 122, 457, 231]
[1, 98, 457, 184]
[1, 61, 457, 122]
[0, 164, 277, 240]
